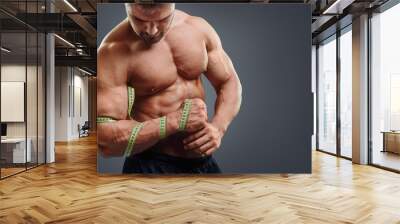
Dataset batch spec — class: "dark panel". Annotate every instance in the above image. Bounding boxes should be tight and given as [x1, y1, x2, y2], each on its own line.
[15, 13, 82, 32]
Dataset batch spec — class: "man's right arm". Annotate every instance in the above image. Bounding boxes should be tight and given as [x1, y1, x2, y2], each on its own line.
[97, 42, 178, 157]
[97, 43, 207, 157]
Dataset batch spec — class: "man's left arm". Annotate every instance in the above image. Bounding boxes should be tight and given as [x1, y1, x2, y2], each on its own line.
[183, 17, 242, 155]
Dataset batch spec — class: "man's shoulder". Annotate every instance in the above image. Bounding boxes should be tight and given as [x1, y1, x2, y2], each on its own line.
[179, 11, 219, 50]
[98, 19, 136, 57]
[172, 10, 208, 32]
[183, 12, 211, 32]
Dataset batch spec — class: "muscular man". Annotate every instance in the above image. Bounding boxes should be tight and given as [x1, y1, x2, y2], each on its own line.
[97, 3, 242, 174]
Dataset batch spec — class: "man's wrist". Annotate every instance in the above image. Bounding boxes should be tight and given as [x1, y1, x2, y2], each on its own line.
[211, 119, 228, 135]
[166, 112, 180, 135]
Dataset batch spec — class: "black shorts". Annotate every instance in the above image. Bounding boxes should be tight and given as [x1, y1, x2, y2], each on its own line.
[122, 147, 221, 174]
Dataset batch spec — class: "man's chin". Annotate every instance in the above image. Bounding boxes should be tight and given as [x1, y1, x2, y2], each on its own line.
[144, 40, 159, 45]
[142, 37, 163, 45]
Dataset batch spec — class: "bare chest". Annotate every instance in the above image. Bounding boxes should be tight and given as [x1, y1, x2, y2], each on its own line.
[127, 33, 208, 96]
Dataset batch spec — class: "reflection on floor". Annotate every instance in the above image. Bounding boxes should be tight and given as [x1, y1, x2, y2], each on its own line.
[373, 150, 400, 171]
[0, 167, 25, 178]
[0, 162, 42, 178]
[0, 135, 400, 223]
[341, 147, 352, 158]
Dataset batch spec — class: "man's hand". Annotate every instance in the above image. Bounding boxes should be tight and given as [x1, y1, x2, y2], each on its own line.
[171, 98, 208, 132]
[182, 122, 224, 156]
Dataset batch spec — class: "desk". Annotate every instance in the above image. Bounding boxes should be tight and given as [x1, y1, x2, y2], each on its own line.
[1, 138, 31, 163]
[381, 131, 400, 154]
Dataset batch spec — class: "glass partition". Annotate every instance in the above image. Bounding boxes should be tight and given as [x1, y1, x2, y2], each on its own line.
[317, 35, 337, 154]
[1, 30, 28, 177]
[370, 3, 400, 171]
[0, 1, 46, 179]
[339, 27, 352, 158]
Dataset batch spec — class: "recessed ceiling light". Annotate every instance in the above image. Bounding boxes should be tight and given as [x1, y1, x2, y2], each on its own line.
[78, 67, 93, 76]
[63, 0, 78, 12]
[1, 47, 11, 53]
[54, 34, 75, 48]
[322, 0, 354, 15]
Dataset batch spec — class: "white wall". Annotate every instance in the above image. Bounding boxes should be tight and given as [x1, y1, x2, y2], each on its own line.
[55, 66, 69, 141]
[54, 67, 89, 141]
[1, 65, 26, 135]
[72, 72, 89, 138]
[1, 65, 39, 138]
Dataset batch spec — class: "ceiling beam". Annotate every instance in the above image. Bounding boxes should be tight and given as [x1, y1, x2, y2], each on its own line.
[55, 55, 96, 72]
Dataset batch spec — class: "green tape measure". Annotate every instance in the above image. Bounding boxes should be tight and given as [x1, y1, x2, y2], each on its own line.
[96, 116, 116, 123]
[159, 116, 167, 139]
[124, 123, 144, 157]
[127, 86, 135, 118]
[178, 99, 192, 131]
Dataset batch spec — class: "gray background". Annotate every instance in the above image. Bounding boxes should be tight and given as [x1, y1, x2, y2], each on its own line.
[97, 3, 313, 174]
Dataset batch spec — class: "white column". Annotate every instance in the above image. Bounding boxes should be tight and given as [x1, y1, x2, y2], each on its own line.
[352, 14, 369, 164]
[45, 1, 55, 163]
[46, 33, 55, 163]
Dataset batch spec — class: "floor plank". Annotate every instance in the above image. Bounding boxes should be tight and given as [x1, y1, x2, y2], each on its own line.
[0, 135, 399, 223]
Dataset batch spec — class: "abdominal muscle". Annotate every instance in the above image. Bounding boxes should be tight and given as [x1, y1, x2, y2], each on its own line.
[132, 77, 206, 158]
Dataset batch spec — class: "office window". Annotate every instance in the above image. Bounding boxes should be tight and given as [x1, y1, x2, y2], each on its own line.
[1, 30, 28, 178]
[0, 1, 46, 179]
[339, 28, 352, 158]
[318, 36, 337, 154]
[371, 2, 400, 171]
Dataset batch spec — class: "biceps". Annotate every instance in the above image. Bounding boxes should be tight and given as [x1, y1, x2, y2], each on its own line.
[97, 47, 130, 119]
[206, 49, 236, 88]
[97, 84, 129, 120]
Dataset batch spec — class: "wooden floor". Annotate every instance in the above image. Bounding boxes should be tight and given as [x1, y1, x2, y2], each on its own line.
[1, 135, 400, 224]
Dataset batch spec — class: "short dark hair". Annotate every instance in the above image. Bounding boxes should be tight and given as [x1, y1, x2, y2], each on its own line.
[137, 3, 159, 9]
[125, 3, 172, 10]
